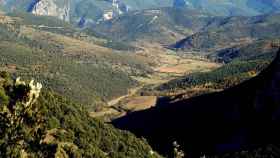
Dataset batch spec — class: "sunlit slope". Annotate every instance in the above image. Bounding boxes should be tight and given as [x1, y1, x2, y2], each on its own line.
[0, 13, 152, 109]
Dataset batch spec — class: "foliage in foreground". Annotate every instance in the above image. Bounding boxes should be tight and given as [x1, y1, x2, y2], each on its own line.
[0, 72, 159, 158]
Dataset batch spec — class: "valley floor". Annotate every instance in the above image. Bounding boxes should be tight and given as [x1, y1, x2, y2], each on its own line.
[90, 43, 221, 121]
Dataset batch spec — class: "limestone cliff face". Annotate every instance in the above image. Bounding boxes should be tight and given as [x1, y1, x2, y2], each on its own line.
[32, 0, 70, 22]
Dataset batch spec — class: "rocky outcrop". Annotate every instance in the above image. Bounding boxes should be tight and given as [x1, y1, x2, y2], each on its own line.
[102, 0, 129, 21]
[31, 0, 70, 22]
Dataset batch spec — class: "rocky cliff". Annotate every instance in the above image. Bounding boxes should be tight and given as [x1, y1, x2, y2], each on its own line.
[30, 0, 70, 21]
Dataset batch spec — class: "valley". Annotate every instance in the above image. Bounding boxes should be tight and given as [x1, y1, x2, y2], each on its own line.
[0, 12, 157, 110]
[0, 1, 280, 157]
[90, 43, 221, 121]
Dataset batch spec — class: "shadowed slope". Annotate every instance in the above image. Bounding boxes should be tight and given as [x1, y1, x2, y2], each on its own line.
[112, 49, 280, 157]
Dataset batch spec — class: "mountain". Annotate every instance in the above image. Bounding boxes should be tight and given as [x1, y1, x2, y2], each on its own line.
[0, 0, 173, 24]
[183, 0, 258, 16]
[29, 0, 71, 22]
[173, 0, 189, 8]
[248, 0, 280, 13]
[1, 0, 280, 26]
[171, 13, 280, 52]
[71, 0, 131, 25]
[211, 39, 280, 63]
[0, 12, 152, 109]
[182, 0, 280, 16]
[92, 7, 216, 44]
[73, 0, 280, 23]
[113, 48, 280, 157]
[1, 0, 71, 21]
[74, 0, 280, 28]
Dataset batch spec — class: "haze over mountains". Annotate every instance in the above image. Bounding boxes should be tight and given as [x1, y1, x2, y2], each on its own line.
[0, 0, 280, 26]
[1, 0, 279, 47]
[175, 0, 280, 16]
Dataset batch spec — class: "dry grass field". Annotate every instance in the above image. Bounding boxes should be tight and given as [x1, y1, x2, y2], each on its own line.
[91, 42, 221, 120]
[121, 96, 157, 111]
[155, 59, 219, 74]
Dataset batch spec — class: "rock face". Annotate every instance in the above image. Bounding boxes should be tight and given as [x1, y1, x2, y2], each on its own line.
[31, 0, 70, 21]
[102, 0, 129, 21]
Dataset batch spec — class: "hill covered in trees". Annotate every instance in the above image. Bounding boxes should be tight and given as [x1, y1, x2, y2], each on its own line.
[0, 71, 160, 158]
[92, 7, 216, 44]
[171, 13, 280, 52]
[0, 12, 152, 109]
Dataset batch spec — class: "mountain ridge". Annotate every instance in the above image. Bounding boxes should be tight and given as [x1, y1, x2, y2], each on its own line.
[171, 13, 280, 52]
[1, 0, 280, 25]
[92, 7, 216, 44]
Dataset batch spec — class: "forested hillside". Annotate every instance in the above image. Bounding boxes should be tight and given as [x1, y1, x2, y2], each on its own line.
[0, 12, 152, 109]
[172, 13, 280, 51]
[93, 7, 216, 44]
[0, 72, 160, 158]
